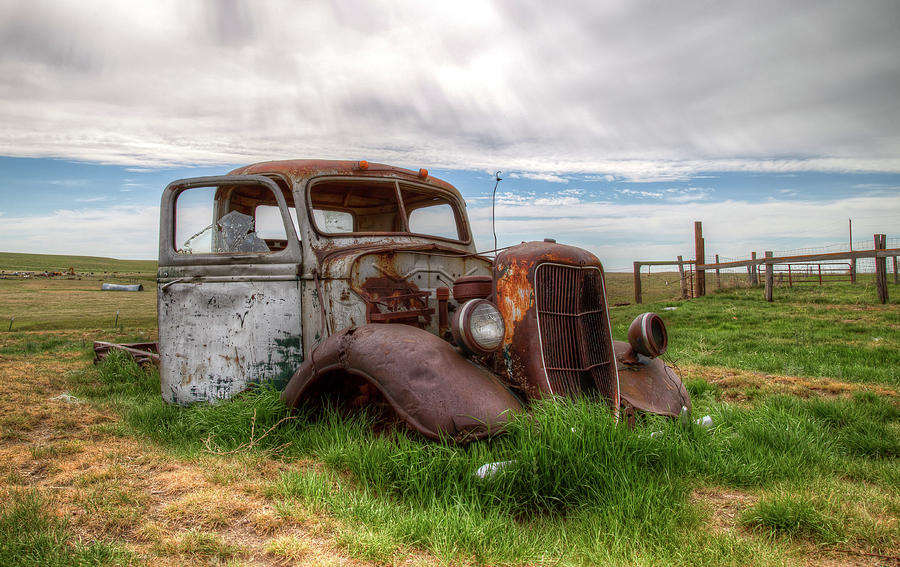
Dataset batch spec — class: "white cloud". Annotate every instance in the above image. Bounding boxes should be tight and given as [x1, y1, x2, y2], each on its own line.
[509, 172, 569, 184]
[618, 189, 664, 199]
[533, 196, 581, 206]
[0, 1, 897, 179]
[665, 187, 713, 203]
[0, 205, 159, 259]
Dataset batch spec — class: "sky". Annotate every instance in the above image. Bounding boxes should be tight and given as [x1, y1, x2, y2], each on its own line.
[1, 0, 898, 271]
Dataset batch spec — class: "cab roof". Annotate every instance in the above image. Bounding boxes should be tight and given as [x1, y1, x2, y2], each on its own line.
[227, 159, 463, 200]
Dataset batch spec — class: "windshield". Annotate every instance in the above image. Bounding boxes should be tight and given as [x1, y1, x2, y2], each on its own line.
[309, 178, 468, 242]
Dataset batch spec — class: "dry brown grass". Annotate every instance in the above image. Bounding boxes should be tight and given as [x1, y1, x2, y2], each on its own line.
[0, 340, 368, 566]
[681, 363, 899, 404]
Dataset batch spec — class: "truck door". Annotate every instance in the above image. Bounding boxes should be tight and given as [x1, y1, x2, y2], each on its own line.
[157, 175, 303, 404]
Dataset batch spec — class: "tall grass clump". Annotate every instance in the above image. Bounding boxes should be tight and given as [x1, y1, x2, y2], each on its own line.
[741, 493, 842, 543]
[490, 400, 687, 521]
[74, 349, 160, 403]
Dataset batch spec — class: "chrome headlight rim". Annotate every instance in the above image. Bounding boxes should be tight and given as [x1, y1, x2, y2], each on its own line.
[451, 299, 505, 354]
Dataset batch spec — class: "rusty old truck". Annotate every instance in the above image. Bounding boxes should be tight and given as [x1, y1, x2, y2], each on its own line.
[156, 159, 690, 441]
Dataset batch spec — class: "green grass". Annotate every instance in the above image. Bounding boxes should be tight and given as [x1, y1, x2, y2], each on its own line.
[0, 251, 156, 275]
[0, 490, 134, 567]
[0, 278, 157, 331]
[610, 283, 900, 386]
[742, 477, 900, 549]
[68, 351, 900, 564]
[4, 253, 898, 564]
[0, 332, 81, 355]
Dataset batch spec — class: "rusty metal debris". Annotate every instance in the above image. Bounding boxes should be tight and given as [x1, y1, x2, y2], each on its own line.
[93, 341, 159, 367]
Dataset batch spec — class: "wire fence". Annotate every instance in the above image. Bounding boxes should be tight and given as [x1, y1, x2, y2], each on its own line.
[632, 232, 899, 304]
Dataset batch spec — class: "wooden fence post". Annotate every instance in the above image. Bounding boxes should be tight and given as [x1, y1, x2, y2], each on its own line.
[695, 221, 706, 297]
[677, 255, 688, 299]
[893, 255, 898, 285]
[765, 251, 774, 302]
[850, 258, 856, 284]
[752, 251, 759, 286]
[875, 235, 888, 304]
[633, 261, 642, 305]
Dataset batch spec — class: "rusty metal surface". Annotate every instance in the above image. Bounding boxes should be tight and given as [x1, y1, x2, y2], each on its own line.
[228, 159, 462, 198]
[614, 340, 691, 418]
[626, 312, 668, 360]
[282, 324, 523, 441]
[93, 341, 159, 367]
[332, 249, 491, 337]
[533, 263, 618, 404]
[452, 275, 492, 301]
[493, 241, 620, 408]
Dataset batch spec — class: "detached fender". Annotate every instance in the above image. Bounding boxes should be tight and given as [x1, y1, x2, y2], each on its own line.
[282, 324, 523, 441]
[614, 340, 691, 418]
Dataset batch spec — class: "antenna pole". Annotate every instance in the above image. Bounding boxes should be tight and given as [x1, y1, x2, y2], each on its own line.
[491, 171, 502, 252]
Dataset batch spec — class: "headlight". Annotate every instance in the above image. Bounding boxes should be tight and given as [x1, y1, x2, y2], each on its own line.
[451, 299, 505, 354]
[627, 312, 668, 358]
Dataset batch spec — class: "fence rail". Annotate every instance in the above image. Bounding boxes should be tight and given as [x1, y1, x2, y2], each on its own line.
[633, 225, 899, 304]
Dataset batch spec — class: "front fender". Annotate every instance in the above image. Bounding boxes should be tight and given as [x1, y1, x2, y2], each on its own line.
[614, 340, 691, 418]
[282, 324, 523, 441]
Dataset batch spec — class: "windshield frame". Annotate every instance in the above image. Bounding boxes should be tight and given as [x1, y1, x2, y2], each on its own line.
[305, 175, 471, 245]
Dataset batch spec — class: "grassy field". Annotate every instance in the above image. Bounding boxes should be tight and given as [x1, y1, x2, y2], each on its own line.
[0, 279, 157, 332]
[0, 255, 898, 566]
[0, 252, 157, 275]
[0, 252, 157, 332]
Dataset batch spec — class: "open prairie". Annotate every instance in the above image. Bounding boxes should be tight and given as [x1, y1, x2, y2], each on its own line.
[1, 254, 898, 566]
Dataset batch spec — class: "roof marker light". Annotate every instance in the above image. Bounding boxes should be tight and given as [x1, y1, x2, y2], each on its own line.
[358, 160, 369, 170]
[418, 168, 428, 178]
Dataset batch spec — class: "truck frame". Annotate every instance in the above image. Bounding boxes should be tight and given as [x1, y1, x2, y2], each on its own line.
[153, 159, 690, 441]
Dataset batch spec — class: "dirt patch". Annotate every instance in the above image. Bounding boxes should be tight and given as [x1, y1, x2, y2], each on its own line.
[691, 487, 757, 533]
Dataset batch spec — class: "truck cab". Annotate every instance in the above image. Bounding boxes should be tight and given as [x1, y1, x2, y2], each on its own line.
[158, 160, 690, 441]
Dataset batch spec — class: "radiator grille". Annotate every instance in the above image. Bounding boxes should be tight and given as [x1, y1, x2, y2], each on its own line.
[534, 263, 618, 406]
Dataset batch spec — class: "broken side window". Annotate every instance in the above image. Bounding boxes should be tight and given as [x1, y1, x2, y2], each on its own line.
[175, 186, 287, 255]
